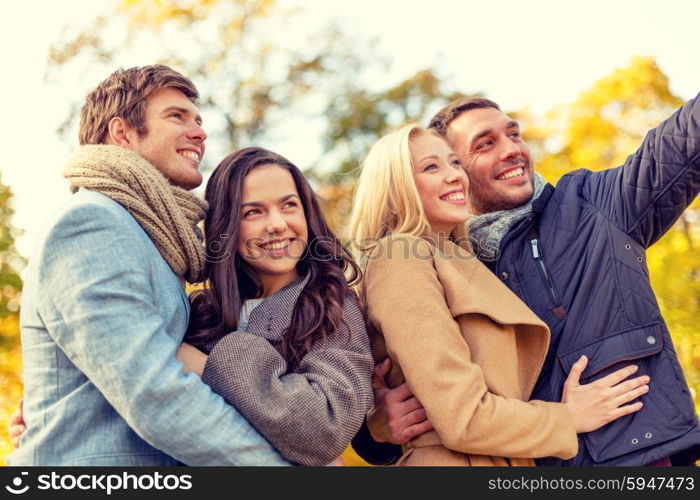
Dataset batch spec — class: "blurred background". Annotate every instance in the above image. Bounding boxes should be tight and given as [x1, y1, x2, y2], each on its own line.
[1, 0, 698, 465]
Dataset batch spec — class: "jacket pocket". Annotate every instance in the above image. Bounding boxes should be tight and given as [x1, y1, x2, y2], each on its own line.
[558, 322, 694, 463]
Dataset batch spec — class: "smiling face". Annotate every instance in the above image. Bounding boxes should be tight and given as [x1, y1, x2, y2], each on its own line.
[446, 106, 534, 214]
[123, 87, 207, 189]
[236, 164, 309, 297]
[410, 131, 470, 235]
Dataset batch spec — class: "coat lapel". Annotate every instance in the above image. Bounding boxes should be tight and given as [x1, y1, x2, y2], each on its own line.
[246, 274, 310, 341]
[433, 241, 550, 398]
[434, 242, 547, 330]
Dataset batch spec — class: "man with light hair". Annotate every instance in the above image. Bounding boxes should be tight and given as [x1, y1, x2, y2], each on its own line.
[8, 65, 288, 465]
[354, 95, 700, 466]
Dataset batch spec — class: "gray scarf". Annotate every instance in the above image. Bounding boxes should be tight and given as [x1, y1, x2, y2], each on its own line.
[468, 173, 546, 261]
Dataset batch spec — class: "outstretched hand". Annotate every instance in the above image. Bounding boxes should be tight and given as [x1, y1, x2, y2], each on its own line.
[366, 358, 433, 444]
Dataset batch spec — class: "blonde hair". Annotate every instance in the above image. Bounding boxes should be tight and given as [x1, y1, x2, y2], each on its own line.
[350, 124, 469, 260]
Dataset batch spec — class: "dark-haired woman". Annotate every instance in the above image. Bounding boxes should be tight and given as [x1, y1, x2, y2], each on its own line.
[175, 147, 373, 466]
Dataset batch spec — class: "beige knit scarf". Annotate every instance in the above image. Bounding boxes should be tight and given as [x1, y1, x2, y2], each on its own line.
[64, 145, 208, 283]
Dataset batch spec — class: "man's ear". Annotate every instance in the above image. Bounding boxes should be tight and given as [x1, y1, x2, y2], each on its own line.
[106, 117, 133, 146]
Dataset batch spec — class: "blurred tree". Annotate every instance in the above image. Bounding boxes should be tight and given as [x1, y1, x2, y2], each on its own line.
[46, 0, 383, 163]
[0, 176, 23, 323]
[523, 56, 699, 413]
[314, 69, 466, 234]
[29, 2, 699, 465]
[45, 0, 463, 235]
[0, 174, 24, 465]
[321, 68, 462, 176]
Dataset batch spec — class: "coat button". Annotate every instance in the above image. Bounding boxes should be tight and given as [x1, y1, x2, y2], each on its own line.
[646, 336, 656, 345]
[500, 272, 509, 281]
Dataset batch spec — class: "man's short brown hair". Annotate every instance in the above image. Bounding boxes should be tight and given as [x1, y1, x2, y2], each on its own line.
[428, 96, 500, 137]
[79, 65, 199, 145]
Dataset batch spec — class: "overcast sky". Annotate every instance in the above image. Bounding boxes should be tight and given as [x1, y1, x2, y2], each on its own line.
[2, 0, 698, 260]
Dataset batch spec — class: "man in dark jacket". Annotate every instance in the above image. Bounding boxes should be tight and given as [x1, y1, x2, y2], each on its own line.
[353, 95, 700, 466]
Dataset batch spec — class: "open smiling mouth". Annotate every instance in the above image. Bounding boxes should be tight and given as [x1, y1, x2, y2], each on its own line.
[255, 238, 301, 258]
[177, 150, 201, 163]
[440, 190, 466, 202]
[259, 239, 292, 251]
[497, 166, 524, 180]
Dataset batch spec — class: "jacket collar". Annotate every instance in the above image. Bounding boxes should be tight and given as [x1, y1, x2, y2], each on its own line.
[532, 183, 555, 215]
[245, 273, 311, 340]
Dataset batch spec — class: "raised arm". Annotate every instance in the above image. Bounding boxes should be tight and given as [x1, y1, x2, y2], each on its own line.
[201, 293, 374, 466]
[583, 93, 700, 247]
[39, 203, 288, 466]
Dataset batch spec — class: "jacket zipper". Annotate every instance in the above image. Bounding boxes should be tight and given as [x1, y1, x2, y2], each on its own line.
[529, 237, 566, 320]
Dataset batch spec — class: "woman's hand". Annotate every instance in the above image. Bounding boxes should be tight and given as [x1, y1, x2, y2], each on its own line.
[176, 343, 208, 377]
[562, 355, 649, 433]
[8, 399, 25, 449]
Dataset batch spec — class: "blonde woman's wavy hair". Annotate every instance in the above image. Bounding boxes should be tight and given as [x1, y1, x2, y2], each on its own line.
[350, 124, 470, 262]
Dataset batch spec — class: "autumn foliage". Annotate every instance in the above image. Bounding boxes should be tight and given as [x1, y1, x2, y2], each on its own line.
[0, 175, 23, 466]
[0, 1, 696, 466]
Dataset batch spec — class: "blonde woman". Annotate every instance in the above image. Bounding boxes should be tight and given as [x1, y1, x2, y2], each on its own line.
[349, 125, 650, 466]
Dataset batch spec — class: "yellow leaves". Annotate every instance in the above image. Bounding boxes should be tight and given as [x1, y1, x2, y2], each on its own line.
[0, 315, 22, 465]
[341, 445, 370, 466]
[116, 0, 278, 33]
[118, 0, 221, 29]
[533, 56, 685, 185]
[578, 56, 681, 109]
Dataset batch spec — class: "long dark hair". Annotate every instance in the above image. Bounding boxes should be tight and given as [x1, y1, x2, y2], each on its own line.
[186, 147, 361, 366]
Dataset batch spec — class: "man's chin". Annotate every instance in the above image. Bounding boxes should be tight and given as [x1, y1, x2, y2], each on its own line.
[177, 172, 204, 190]
[472, 186, 534, 214]
[505, 176, 535, 205]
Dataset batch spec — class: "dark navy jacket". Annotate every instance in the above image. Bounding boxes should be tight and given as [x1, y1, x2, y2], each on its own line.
[352, 94, 700, 466]
[485, 94, 700, 466]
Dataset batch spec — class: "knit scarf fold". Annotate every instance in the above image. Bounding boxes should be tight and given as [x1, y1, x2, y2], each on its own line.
[63, 145, 208, 283]
[468, 173, 546, 261]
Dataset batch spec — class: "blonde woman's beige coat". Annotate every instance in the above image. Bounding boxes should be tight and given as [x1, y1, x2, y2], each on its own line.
[362, 234, 578, 466]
